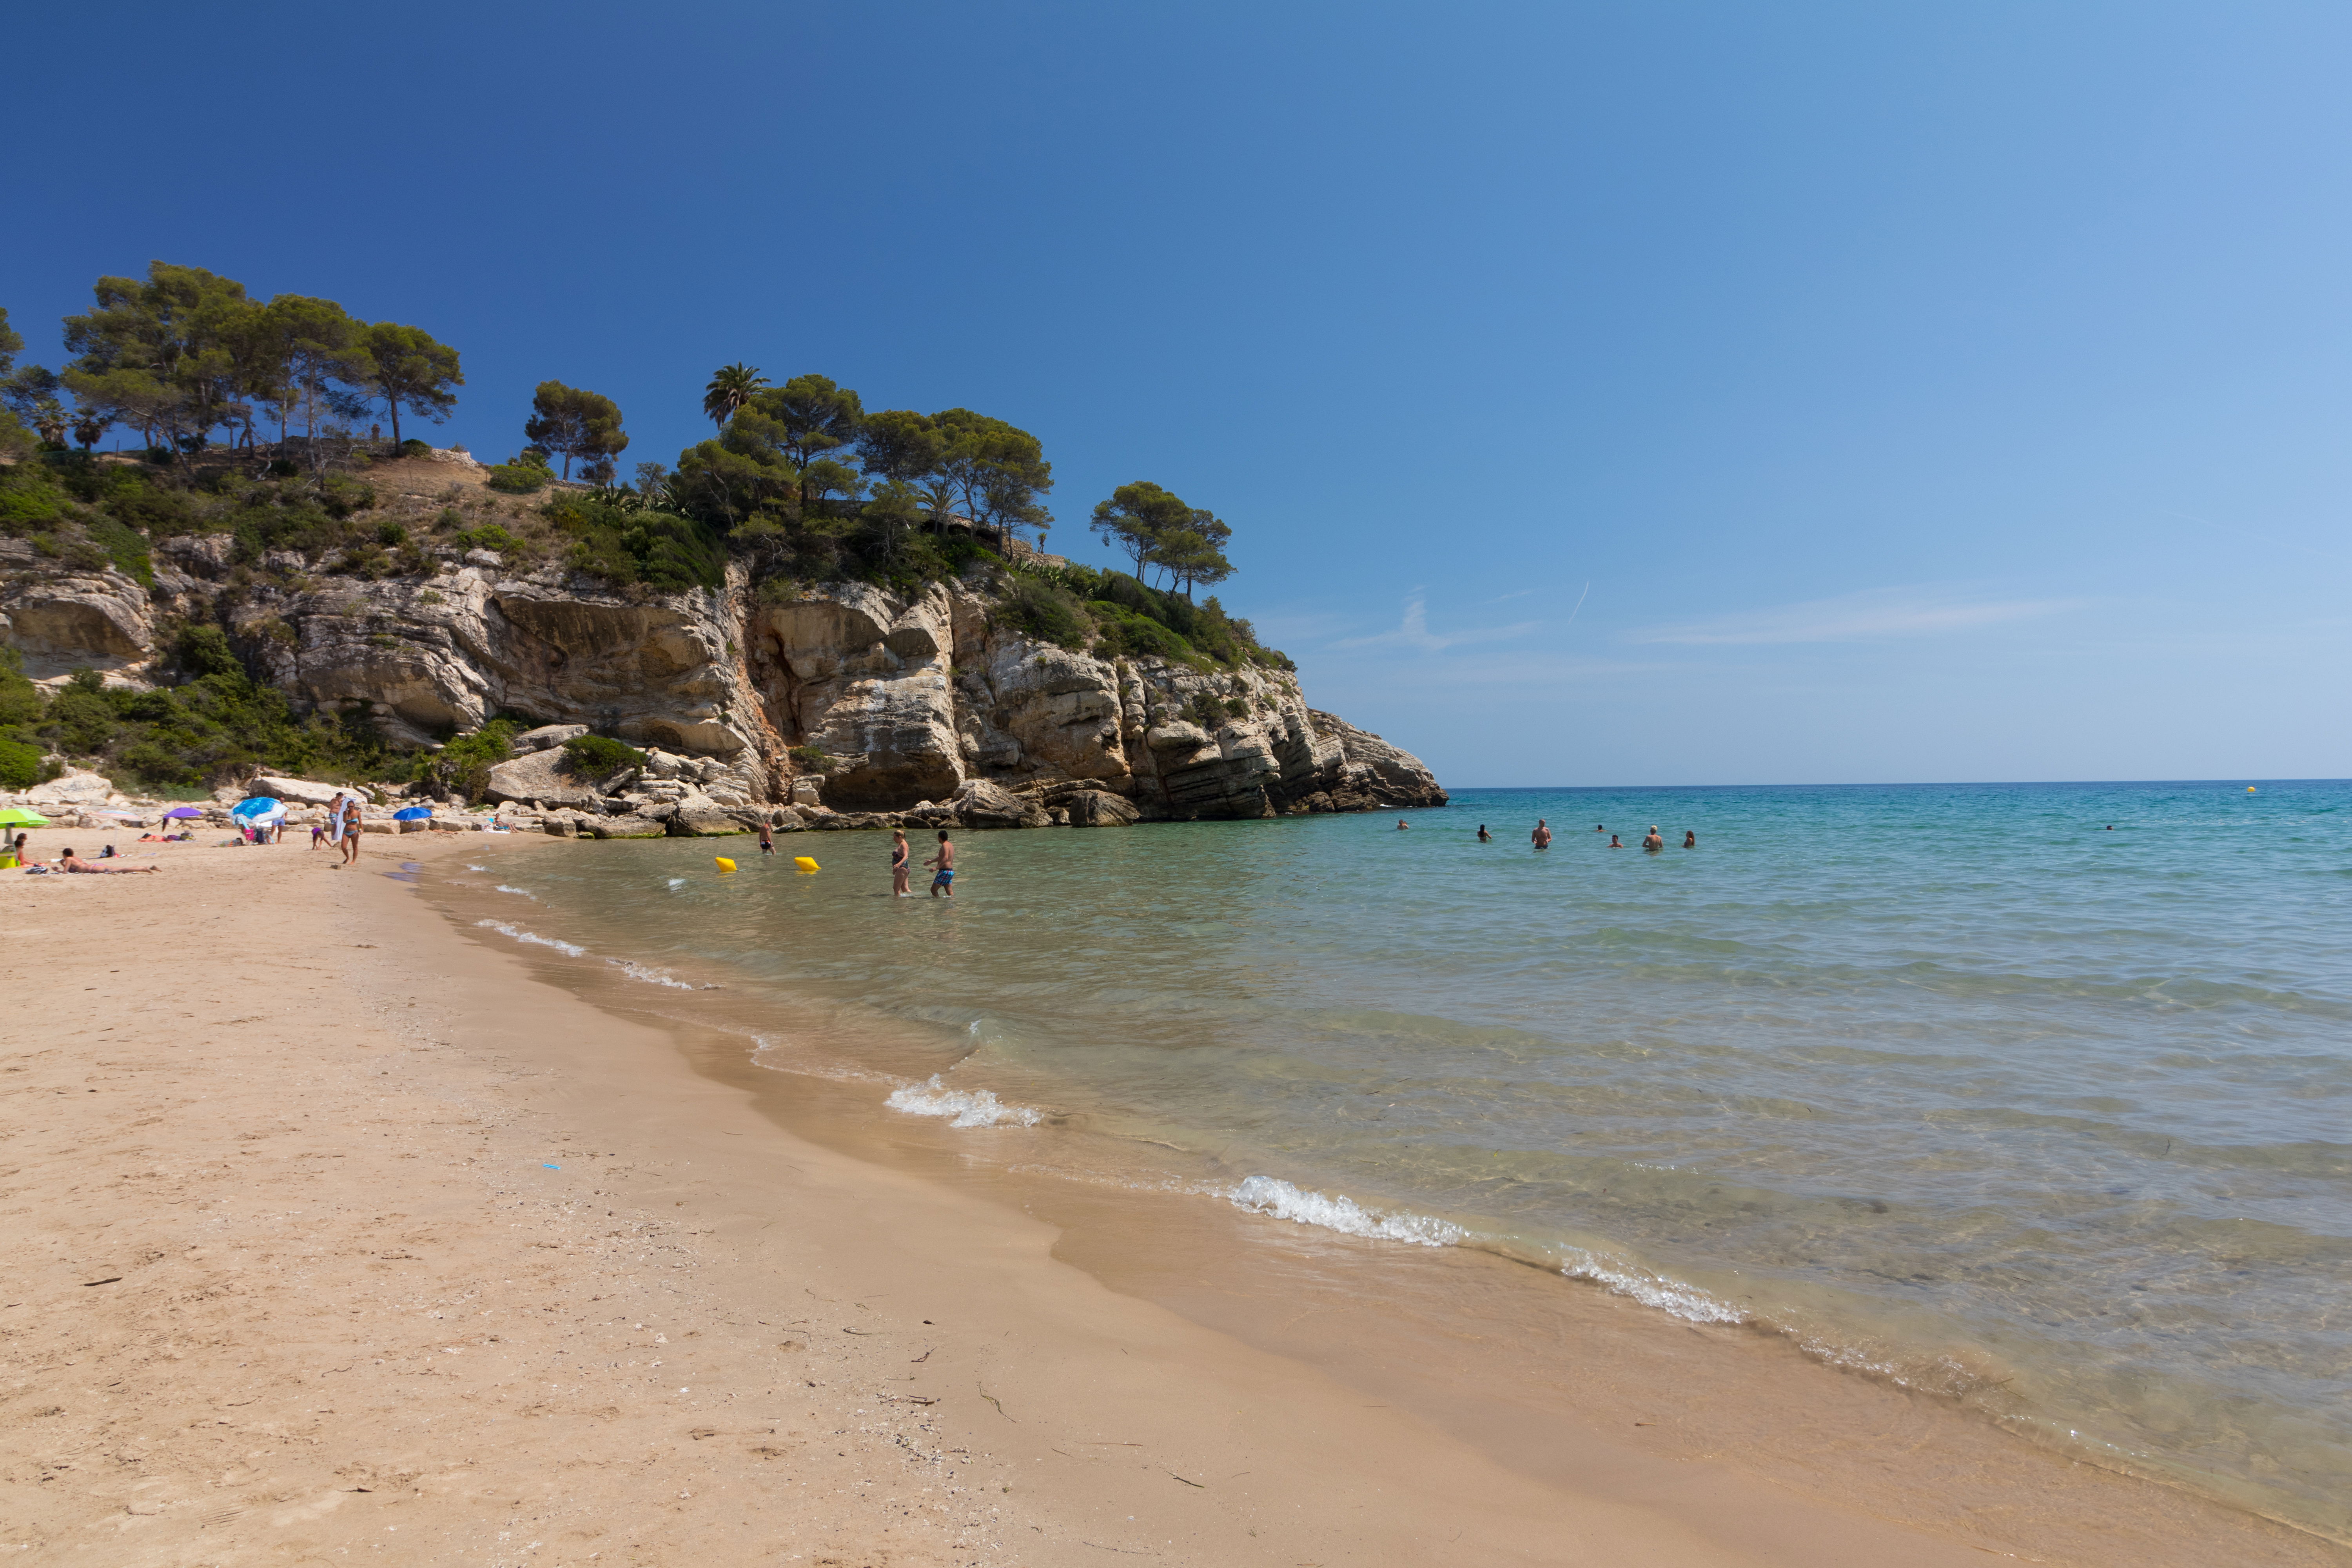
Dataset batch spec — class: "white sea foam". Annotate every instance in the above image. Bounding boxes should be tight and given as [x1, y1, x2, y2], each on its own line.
[1228, 1176, 1467, 1247]
[474, 919, 586, 957]
[466, 863, 488, 871]
[494, 884, 535, 899]
[1558, 1249, 1747, 1325]
[608, 958, 695, 990]
[885, 1074, 1044, 1129]
[666, 878, 687, 889]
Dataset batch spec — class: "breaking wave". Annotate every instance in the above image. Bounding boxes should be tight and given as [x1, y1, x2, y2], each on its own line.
[608, 958, 696, 990]
[1228, 1176, 1467, 1247]
[885, 1074, 1045, 1128]
[473, 919, 587, 958]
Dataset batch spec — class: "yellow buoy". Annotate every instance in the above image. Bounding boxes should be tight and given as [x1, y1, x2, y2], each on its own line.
[714, 856, 736, 872]
[794, 855, 820, 873]
[2247, 786, 2258, 793]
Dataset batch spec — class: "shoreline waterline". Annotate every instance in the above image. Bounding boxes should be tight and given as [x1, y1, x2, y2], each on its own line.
[421, 800, 2352, 1562]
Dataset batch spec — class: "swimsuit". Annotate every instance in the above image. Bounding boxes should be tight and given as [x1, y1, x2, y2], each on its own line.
[932, 866, 953, 887]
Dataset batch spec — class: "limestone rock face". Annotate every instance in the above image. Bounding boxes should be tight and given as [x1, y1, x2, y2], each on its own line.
[0, 543, 1445, 822]
[2, 573, 152, 676]
[250, 774, 347, 807]
[952, 777, 1053, 829]
[27, 768, 118, 807]
[1064, 788, 1140, 827]
[512, 724, 588, 753]
[484, 748, 618, 808]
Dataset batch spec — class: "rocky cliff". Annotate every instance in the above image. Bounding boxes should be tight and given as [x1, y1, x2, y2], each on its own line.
[0, 474, 1445, 833]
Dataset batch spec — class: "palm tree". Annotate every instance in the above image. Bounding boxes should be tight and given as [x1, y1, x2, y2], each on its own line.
[702, 363, 768, 430]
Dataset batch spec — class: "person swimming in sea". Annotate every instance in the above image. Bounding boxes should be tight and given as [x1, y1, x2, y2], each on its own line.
[1476, 824, 1492, 841]
[1396, 818, 1410, 830]
[1683, 830, 1696, 848]
[1532, 819, 1552, 849]
[1642, 826, 1664, 851]
[1608, 834, 1623, 848]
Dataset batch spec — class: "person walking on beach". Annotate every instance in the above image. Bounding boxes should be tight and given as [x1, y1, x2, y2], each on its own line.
[891, 829, 911, 897]
[1642, 826, 1664, 851]
[759, 815, 775, 857]
[925, 830, 956, 898]
[1531, 819, 1552, 849]
[339, 797, 364, 867]
[59, 847, 158, 874]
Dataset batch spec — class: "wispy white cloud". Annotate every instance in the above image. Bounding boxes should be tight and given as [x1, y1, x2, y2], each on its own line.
[1628, 587, 2079, 646]
[1330, 592, 1539, 653]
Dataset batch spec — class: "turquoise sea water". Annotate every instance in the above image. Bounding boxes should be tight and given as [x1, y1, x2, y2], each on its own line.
[456, 780, 2352, 1539]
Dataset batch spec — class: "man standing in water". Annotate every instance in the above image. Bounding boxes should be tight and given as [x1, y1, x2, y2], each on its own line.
[758, 815, 775, 857]
[925, 829, 956, 898]
[1642, 826, 1665, 851]
[1532, 819, 1552, 849]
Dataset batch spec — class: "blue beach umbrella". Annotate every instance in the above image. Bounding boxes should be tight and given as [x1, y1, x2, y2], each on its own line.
[231, 796, 285, 824]
[392, 806, 433, 821]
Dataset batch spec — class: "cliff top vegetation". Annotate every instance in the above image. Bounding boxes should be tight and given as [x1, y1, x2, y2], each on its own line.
[0, 261, 1295, 793]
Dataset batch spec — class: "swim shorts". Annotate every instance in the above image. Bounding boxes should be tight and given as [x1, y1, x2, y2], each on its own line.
[933, 867, 954, 887]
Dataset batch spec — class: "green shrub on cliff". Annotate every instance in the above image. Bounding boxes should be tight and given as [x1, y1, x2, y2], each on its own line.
[561, 733, 646, 779]
[487, 452, 552, 494]
[20, 628, 409, 791]
[997, 573, 1090, 650]
[546, 494, 724, 591]
[0, 737, 40, 790]
[430, 719, 518, 799]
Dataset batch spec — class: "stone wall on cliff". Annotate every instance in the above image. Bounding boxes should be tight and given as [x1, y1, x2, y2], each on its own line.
[0, 538, 1446, 821]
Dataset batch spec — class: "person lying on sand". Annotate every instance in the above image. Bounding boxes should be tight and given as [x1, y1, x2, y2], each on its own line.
[59, 847, 158, 874]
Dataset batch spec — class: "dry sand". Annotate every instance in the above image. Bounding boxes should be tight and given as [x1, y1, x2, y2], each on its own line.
[1, 828, 2337, 1566]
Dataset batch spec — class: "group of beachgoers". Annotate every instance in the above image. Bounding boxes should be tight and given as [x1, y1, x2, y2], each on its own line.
[1449, 818, 1697, 851]
[755, 815, 959, 897]
[10, 833, 160, 874]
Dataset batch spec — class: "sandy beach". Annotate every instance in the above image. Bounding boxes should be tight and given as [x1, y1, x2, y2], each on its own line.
[4, 828, 2340, 1566]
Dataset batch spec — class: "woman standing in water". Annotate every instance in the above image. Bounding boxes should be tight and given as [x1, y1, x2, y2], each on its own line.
[890, 829, 911, 897]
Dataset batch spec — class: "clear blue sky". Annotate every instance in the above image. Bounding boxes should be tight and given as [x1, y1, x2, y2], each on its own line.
[8, 2, 2348, 786]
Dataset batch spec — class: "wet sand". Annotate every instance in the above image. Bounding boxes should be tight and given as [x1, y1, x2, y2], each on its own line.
[3, 828, 2338, 1565]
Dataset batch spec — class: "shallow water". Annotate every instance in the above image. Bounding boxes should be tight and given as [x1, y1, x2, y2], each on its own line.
[452, 780, 2352, 1539]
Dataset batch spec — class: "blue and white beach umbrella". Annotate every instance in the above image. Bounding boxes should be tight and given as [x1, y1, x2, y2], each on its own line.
[230, 796, 285, 824]
[392, 805, 434, 822]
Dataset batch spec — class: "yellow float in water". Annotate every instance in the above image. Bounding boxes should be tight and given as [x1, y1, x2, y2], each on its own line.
[2248, 786, 2258, 793]
[714, 856, 736, 872]
[794, 855, 820, 873]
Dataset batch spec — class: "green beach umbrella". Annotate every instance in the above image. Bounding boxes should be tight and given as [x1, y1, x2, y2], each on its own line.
[0, 808, 50, 828]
